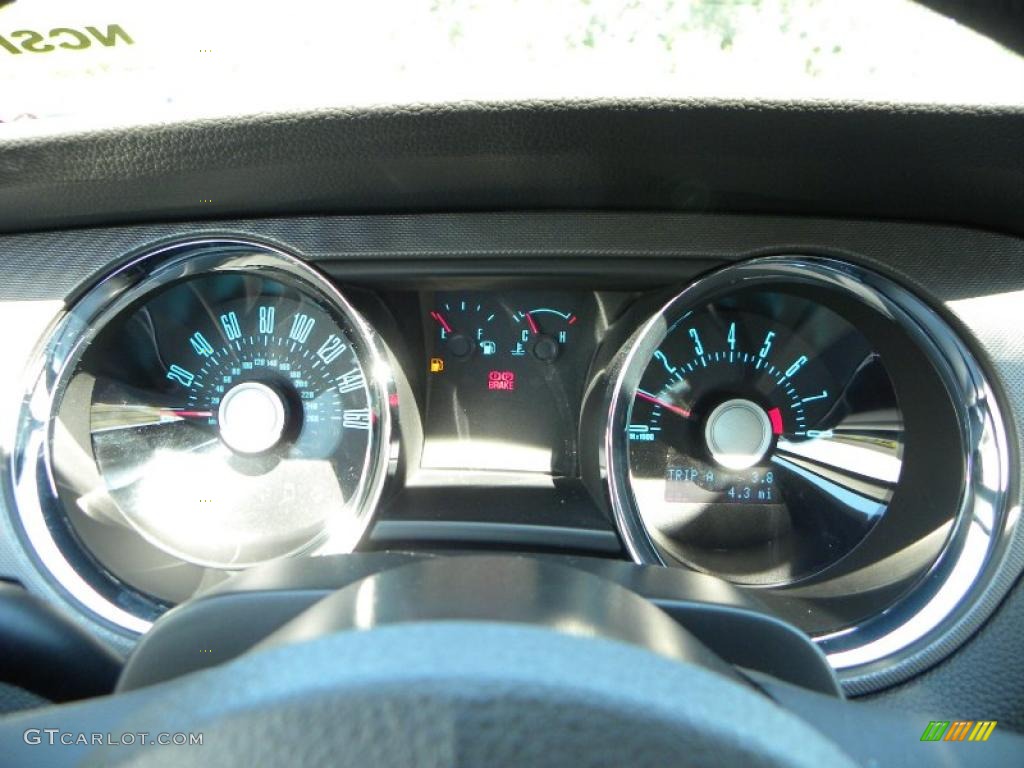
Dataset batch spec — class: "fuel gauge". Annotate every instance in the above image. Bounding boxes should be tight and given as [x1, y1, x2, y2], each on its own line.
[429, 298, 500, 360]
[511, 308, 578, 362]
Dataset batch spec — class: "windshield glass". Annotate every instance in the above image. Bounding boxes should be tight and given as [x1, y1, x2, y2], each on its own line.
[2, 0, 1023, 127]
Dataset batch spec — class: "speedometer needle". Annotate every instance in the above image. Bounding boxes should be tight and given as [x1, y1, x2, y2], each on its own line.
[162, 410, 214, 419]
[636, 390, 691, 419]
[90, 405, 214, 433]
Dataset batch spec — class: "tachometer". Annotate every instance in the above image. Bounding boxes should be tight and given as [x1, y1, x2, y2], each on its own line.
[608, 260, 907, 585]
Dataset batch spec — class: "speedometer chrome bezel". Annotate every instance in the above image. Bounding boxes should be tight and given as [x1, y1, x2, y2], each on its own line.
[603, 255, 1013, 687]
[8, 237, 400, 634]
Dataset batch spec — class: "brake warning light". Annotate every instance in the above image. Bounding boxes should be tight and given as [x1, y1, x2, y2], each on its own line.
[487, 370, 516, 391]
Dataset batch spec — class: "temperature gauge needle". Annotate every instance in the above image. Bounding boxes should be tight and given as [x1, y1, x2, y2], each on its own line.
[525, 312, 539, 334]
[636, 390, 692, 419]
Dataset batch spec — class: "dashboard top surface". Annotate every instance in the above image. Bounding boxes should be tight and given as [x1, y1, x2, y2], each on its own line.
[2, 100, 1024, 240]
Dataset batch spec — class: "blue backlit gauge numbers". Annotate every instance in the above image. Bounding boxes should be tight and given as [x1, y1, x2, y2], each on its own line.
[337, 368, 366, 395]
[220, 311, 242, 341]
[316, 334, 346, 364]
[81, 267, 385, 572]
[620, 282, 903, 586]
[628, 423, 658, 442]
[258, 306, 276, 334]
[511, 308, 578, 362]
[159, 302, 370, 450]
[627, 308, 842, 509]
[342, 408, 372, 430]
[189, 332, 215, 357]
[289, 313, 316, 344]
[688, 328, 704, 356]
[166, 364, 195, 388]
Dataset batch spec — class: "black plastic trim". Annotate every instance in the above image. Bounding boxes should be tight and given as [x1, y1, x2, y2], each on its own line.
[369, 521, 622, 554]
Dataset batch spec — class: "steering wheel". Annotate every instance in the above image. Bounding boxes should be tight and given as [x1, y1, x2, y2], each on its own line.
[1, 555, 1019, 766]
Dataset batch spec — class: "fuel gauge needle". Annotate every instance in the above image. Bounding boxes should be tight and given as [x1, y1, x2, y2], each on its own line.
[430, 311, 453, 334]
[636, 390, 692, 419]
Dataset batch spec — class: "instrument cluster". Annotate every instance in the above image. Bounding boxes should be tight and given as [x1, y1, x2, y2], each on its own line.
[10, 238, 1011, 685]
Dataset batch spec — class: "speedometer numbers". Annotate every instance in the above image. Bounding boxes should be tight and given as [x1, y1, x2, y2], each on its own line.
[81, 255, 389, 571]
[166, 300, 370, 457]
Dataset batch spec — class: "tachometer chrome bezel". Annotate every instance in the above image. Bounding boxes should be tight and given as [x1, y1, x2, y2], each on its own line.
[603, 255, 1014, 688]
[8, 238, 400, 634]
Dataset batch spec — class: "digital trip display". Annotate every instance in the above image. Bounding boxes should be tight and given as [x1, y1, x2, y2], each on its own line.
[664, 457, 778, 504]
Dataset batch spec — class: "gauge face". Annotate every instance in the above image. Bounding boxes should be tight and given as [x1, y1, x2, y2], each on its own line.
[511, 308, 578, 361]
[69, 264, 385, 570]
[623, 288, 904, 584]
[429, 298, 502, 359]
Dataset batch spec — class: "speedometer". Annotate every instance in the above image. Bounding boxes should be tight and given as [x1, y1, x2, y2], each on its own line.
[85, 268, 377, 568]
[14, 239, 397, 629]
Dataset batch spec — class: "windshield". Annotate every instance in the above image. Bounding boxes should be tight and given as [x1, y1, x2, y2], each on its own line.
[2, 0, 1023, 127]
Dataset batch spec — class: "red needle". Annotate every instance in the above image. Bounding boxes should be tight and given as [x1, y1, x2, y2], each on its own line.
[635, 390, 691, 419]
[430, 311, 453, 334]
[525, 312, 540, 334]
[161, 410, 214, 419]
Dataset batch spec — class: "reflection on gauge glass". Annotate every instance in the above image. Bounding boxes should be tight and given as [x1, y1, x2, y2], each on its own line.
[66, 265, 382, 569]
[624, 289, 904, 585]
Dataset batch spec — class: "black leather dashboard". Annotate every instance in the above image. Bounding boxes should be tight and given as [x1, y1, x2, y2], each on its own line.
[1, 100, 1024, 238]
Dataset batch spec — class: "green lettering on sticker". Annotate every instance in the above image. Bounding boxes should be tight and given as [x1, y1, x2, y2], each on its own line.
[50, 27, 91, 51]
[86, 24, 134, 47]
[12, 29, 54, 53]
[0, 34, 20, 55]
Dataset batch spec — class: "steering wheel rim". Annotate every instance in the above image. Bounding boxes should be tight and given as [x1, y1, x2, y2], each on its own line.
[87, 622, 854, 768]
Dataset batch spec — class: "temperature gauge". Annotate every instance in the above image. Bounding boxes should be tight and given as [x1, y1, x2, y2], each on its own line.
[511, 308, 578, 362]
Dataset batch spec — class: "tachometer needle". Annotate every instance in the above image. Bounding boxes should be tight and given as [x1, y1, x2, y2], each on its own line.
[636, 390, 691, 419]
